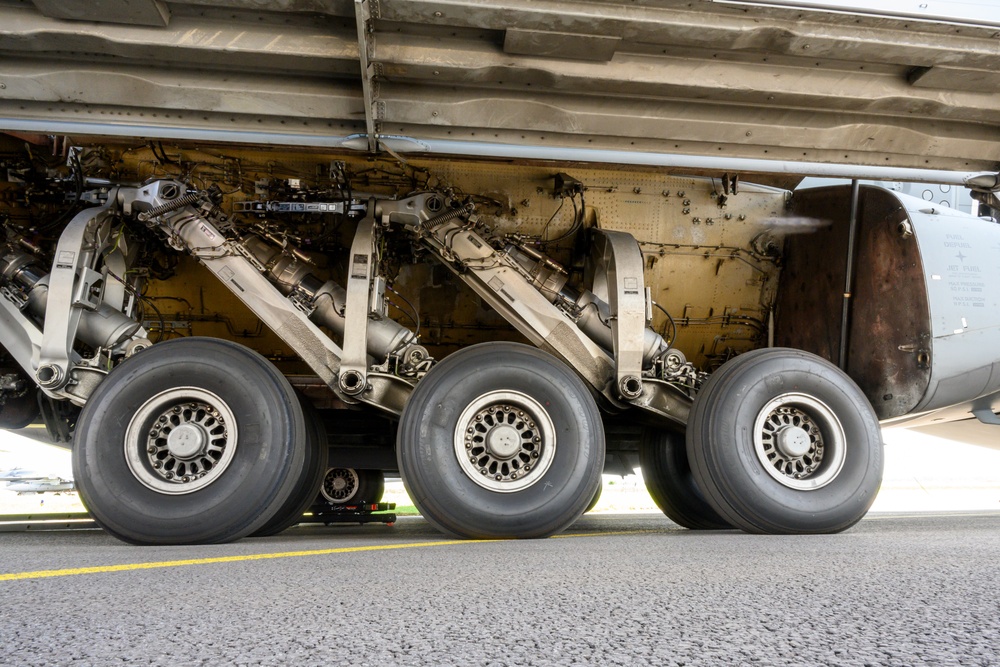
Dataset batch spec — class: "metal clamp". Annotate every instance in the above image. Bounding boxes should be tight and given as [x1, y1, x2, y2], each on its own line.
[590, 230, 647, 400]
[36, 201, 118, 393]
[339, 209, 378, 396]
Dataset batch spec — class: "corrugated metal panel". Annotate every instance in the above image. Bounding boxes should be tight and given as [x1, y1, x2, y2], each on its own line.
[1, 0, 998, 174]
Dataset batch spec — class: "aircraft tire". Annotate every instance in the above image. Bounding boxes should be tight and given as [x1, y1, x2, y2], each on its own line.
[73, 337, 307, 545]
[0, 387, 39, 430]
[397, 342, 604, 539]
[687, 348, 883, 534]
[639, 427, 730, 530]
[585, 482, 602, 513]
[251, 394, 328, 537]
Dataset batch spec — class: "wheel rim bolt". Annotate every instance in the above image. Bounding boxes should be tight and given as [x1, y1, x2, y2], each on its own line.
[165, 472, 173, 479]
[153, 462, 161, 469]
[503, 406, 511, 413]
[533, 437, 540, 443]
[182, 476, 190, 483]
[470, 456, 477, 463]
[531, 451, 539, 458]
[480, 469, 487, 475]
[524, 464, 531, 471]
[147, 446, 156, 454]
[495, 474, 502, 481]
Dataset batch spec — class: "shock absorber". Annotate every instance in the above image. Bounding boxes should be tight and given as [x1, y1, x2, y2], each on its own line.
[240, 235, 415, 359]
[0, 250, 141, 349]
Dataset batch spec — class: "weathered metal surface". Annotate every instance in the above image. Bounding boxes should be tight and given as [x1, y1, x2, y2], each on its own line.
[32, 0, 171, 26]
[775, 185, 933, 419]
[0, 0, 998, 174]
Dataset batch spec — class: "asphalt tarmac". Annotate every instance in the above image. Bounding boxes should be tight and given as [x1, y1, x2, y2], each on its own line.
[1, 512, 998, 666]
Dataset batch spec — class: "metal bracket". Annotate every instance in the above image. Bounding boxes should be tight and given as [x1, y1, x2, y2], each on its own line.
[136, 182, 348, 394]
[972, 408, 1000, 426]
[0, 296, 43, 379]
[339, 211, 378, 396]
[354, 0, 379, 153]
[36, 202, 117, 392]
[590, 230, 647, 400]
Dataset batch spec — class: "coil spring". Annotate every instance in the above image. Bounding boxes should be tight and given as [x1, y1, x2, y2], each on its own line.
[137, 192, 202, 221]
[425, 202, 474, 230]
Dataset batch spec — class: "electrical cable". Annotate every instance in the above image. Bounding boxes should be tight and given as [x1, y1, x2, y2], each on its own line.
[386, 285, 420, 338]
[651, 301, 677, 346]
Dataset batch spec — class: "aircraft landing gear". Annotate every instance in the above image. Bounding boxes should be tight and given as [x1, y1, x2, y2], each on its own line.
[686, 348, 883, 534]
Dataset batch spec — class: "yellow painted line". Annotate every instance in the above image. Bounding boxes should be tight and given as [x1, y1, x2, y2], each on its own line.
[553, 529, 658, 539]
[0, 530, 652, 582]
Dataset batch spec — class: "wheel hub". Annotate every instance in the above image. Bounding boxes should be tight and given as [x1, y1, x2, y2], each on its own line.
[321, 468, 358, 503]
[775, 425, 811, 458]
[454, 390, 556, 493]
[753, 393, 846, 490]
[125, 388, 238, 495]
[486, 424, 521, 459]
[166, 423, 207, 459]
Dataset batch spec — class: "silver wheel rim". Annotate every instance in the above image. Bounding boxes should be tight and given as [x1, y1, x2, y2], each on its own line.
[321, 468, 359, 504]
[125, 387, 238, 495]
[753, 392, 846, 490]
[453, 390, 556, 493]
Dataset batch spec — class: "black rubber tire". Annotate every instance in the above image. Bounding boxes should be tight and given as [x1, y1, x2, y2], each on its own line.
[0, 388, 39, 430]
[639, 427, 730, 530]
[315, 467, 385, 507]
[687, 348, 883, 534]
[250, 394, 328, 537]
[357, 470, 386, 503]
[73, 337, 307, 545]
[584, 482, 603, 513]
[397, 342, 605, 539]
